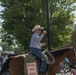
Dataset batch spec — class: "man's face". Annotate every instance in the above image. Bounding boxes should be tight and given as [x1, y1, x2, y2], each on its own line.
[35, 29, 42, 34]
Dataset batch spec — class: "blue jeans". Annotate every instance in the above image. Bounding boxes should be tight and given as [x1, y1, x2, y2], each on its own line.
[30, 48, 47, 72]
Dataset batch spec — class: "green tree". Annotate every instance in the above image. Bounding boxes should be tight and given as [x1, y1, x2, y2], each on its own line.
[0, 0, 46, 51]
[0, 41, 15, 51]
[49, 0, 76, 48]
[0, 0, 76, 51]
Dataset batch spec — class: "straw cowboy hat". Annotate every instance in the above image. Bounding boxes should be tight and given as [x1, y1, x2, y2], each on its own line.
[32, 25, 44, 32]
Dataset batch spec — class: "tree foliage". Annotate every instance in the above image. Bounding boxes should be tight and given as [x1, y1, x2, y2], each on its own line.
[0, 0, 76, 51]
[49, 0, 76, 48]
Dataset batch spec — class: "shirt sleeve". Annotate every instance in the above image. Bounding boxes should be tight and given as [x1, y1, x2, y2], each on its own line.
[33, 34, 44, 42]
[40, 43, 43, 46]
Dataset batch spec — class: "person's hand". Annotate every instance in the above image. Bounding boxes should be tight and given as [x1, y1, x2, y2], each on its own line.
[42, 30, 47, 35]
[42, 43, 46, 46]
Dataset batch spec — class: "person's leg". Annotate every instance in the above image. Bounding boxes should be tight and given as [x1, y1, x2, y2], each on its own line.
[30, 48, 47, 74]
[40, 60, 47, 72]
[30, 48, 42, 58]
[30, 48, 48, 61]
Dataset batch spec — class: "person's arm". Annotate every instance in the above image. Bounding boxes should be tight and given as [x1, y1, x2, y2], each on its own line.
[33, 34, 44, 42]
[33, 30, 47, 42]
[41, 43, 46, 46]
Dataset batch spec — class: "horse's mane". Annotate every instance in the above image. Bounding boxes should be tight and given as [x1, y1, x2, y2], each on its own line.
[50, 47, 73, 57]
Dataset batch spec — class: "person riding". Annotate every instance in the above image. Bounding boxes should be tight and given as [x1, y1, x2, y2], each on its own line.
[30, 25, 47, 75]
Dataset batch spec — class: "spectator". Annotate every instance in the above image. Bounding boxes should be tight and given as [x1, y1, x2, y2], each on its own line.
[1, 53, 8, 75]
[58, 61, 65, 73]
[58, 58, 71, 74]
[1, 53, 8, 64]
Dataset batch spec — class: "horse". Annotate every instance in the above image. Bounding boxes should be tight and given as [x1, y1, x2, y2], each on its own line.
[0, 47, 75, 75]
[48, 47, 75, 75]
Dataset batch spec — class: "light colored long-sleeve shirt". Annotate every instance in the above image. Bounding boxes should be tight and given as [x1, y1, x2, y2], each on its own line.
[30, 32, 44, 49]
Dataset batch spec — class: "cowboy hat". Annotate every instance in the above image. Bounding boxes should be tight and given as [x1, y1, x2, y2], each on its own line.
[32, 25, 44, 32]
